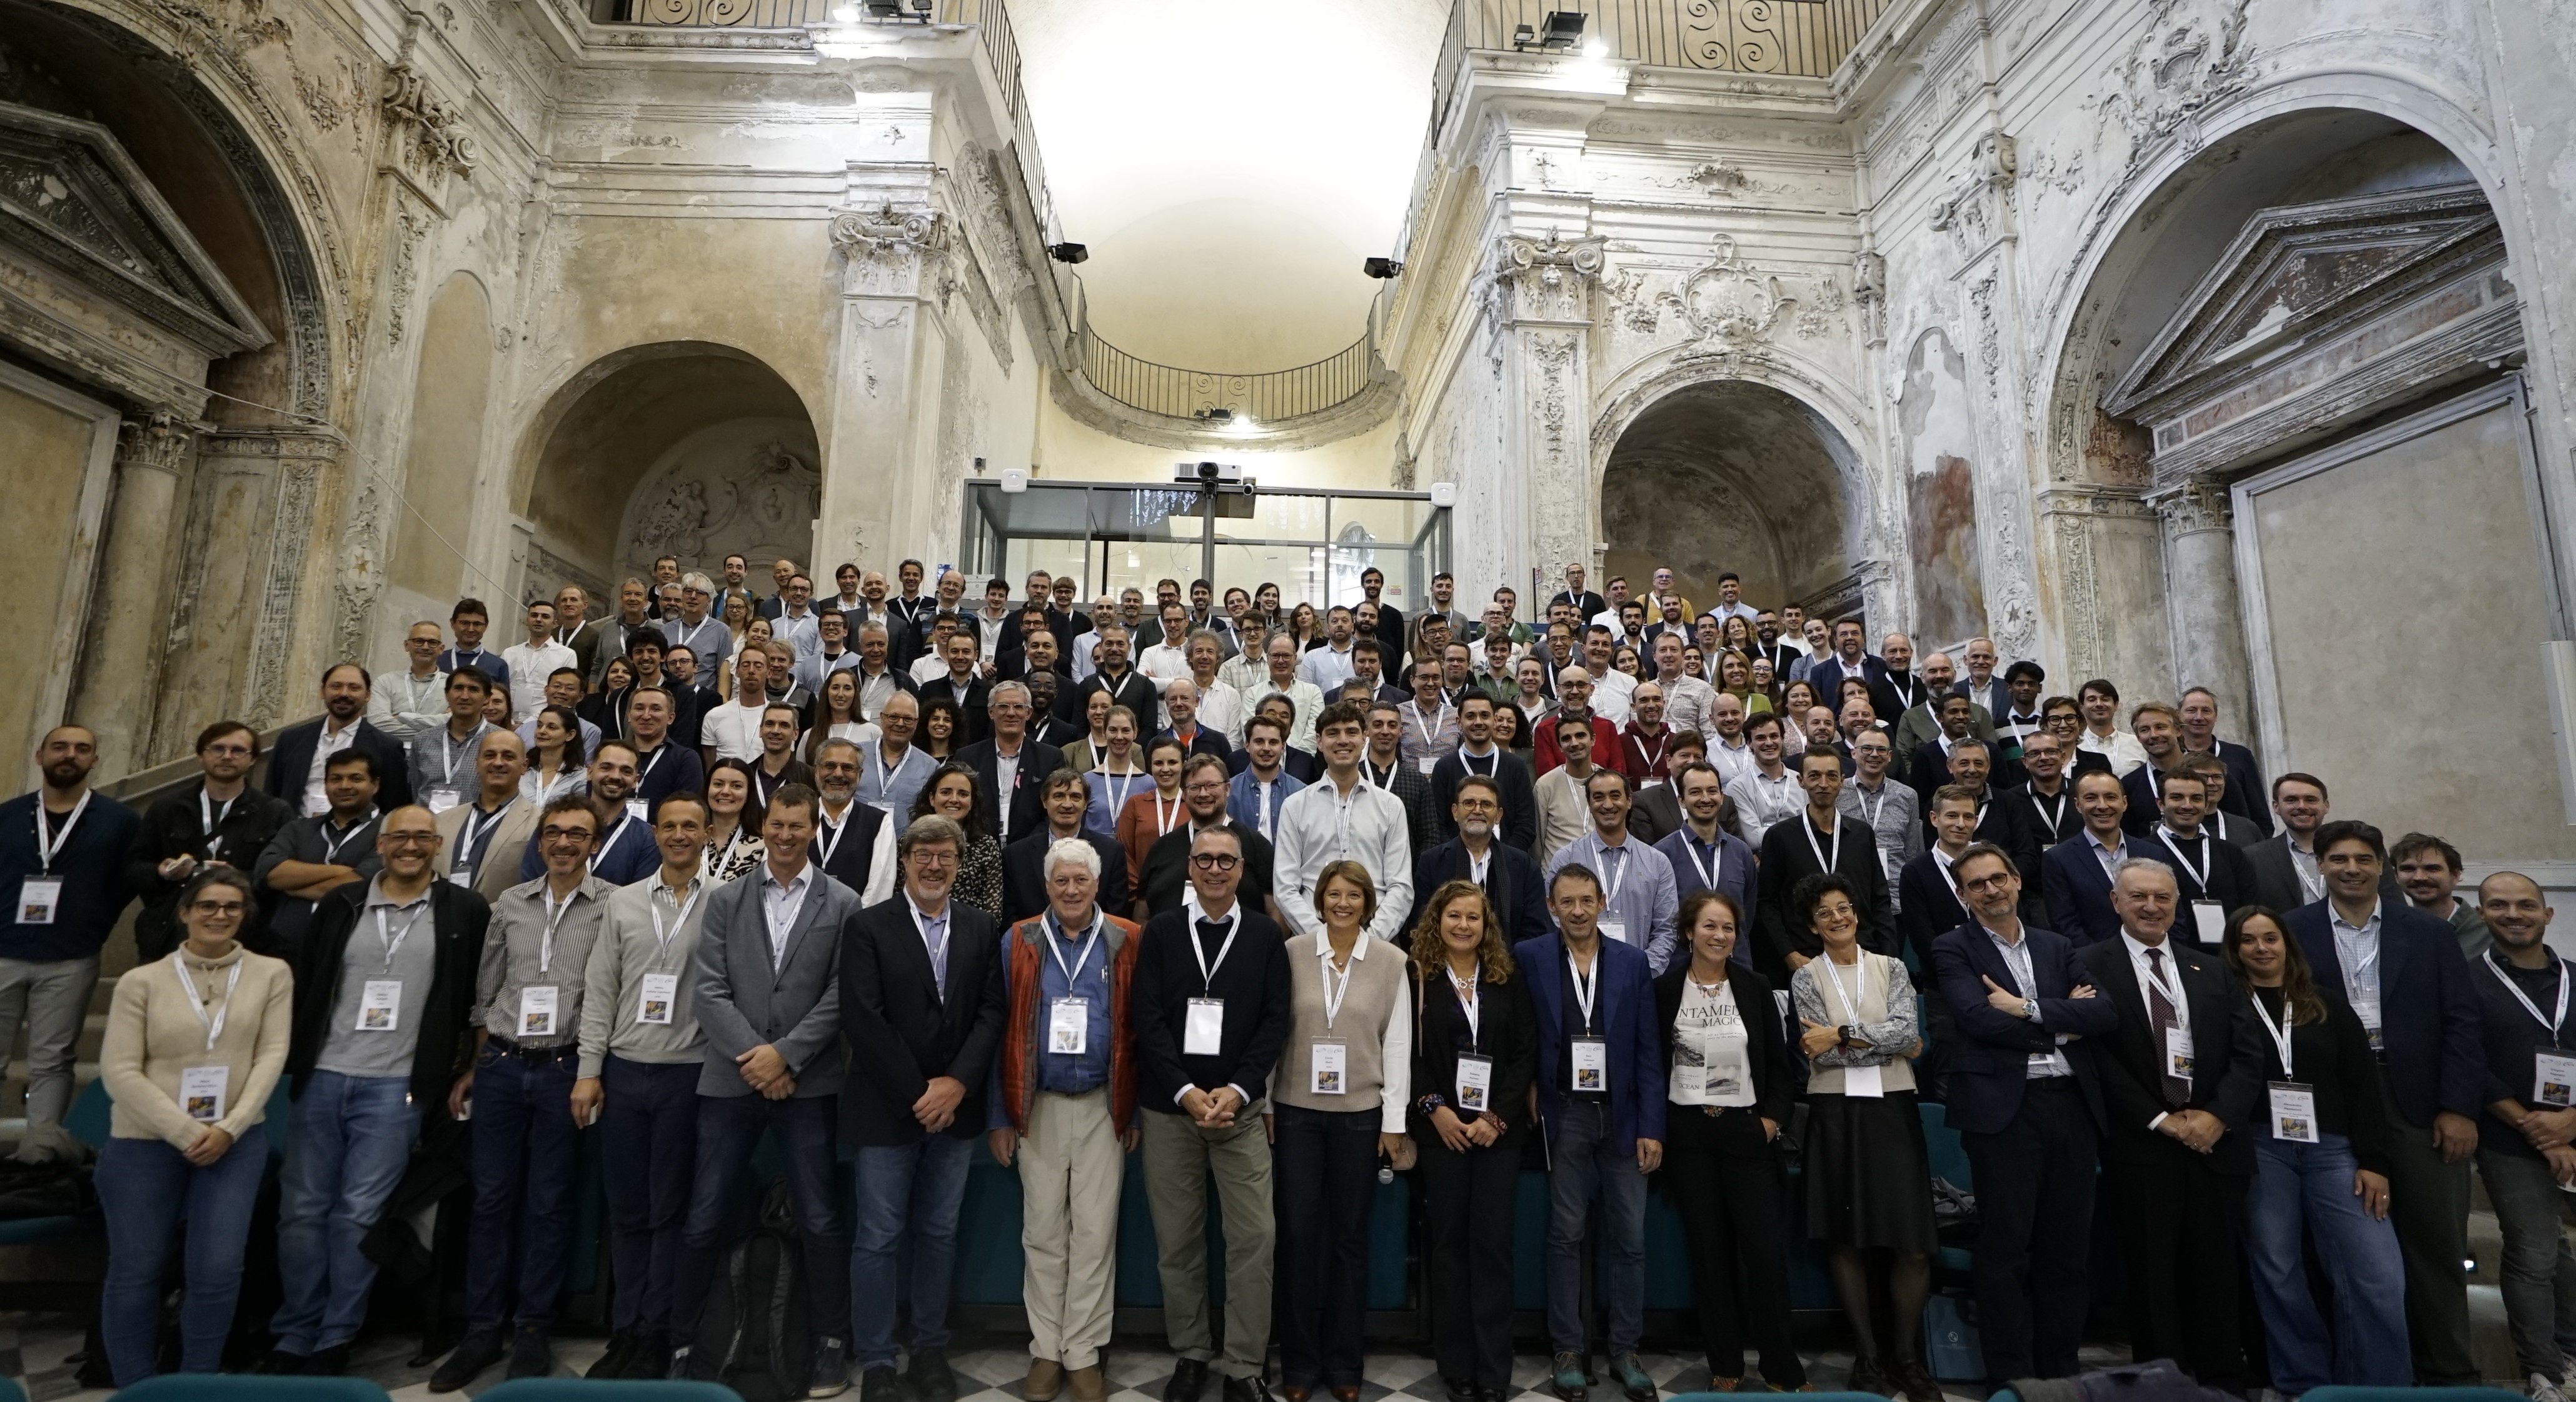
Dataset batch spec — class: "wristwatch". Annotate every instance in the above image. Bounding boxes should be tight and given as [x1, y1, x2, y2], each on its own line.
[2022, 998, 2039, 1021]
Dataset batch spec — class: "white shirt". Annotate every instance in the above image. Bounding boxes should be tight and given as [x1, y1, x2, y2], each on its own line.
[702, 699, 768, 763]
[1194, 677, 1246, 747]
[1588, 668, 1637, 725]
[303, 720, 360, 817]
[1137, 643, 1191, 689]
[1298, 642, 1357, 693]
[759, 860, 815, 968]
[908, 653, 952, 686]
[2120, 929, 2193, 1128]
[2079, 728, 2150, 778]
[1723, 768, 1801, 846]
[1274, 776, 1415, 943]
[1656, 674, 1716, 741]
[1983, 922, 2071, 1078]
[502, 639, 578, 727]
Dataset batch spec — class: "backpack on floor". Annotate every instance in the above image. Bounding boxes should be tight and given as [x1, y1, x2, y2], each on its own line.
[690, 1173, 812, 1402]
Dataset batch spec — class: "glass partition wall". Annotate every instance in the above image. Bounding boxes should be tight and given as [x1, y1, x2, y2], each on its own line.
[960, 479, 1452, 616]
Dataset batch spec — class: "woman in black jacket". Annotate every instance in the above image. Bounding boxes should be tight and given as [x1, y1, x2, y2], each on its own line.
[1409, 878, 1539, 1402]
[1655, 889, 1805, 1391]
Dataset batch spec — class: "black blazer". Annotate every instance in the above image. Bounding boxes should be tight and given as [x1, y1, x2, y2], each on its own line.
[126, 782, 294, 960]
[2244, 835, 2310, 914]
[1059, 668, 1157, 732]
[1652, 964, 1793, 1127]
[1000, 828, 1129, 928]
[955, 738, 1065, 844]
[266, 718, 414, 813]
[1930, 921, 2113, 1136]
[1753, 811, 1894, 980]
[2131, 827, 2257, 935]
[1135, 820, 1274, 921]
[1414, 838, 1552, 946]
[1626, 782, 1684, 848]
[2040, 833, 2125, 948]
[1132, 905, 1294, 1108]
[1895, 853, 1970, 976]
[1409, 964, 1539, 1133]
[2076, 934, 2263, 1174]
[288, 880, 490, 1112]
[837, 895, 1007, 1146]
[917, 674, 992, 746]
[1430, 748, 1540, 853]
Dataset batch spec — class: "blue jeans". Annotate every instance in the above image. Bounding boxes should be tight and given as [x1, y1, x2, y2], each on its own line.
[673, 1092, 850, 1341]
[1545, 1099, 1646, 1355]
[2246, 1130, 2412, 1391]
[96, 1133, 267, 1384]
[850, 1133, 975, 1368]
[464, 1047, 582, 1329]
[271, 1071, 424, 1353]
[603, 1055, 701, 1341]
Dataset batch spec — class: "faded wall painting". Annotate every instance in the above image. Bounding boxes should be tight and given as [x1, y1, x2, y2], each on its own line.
[1900, 330, 1986, 646]
[614, 418, 821, 584]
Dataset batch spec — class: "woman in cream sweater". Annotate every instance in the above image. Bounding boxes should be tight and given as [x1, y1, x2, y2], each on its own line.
[96, 866, 294, 1385]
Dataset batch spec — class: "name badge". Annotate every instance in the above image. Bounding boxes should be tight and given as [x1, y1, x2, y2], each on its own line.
[638, 972, 678, 1026]
[1416, 756, 1439, 776]
[358, 979, 403, 1032]
[2353, 995, 2383, 1051]
[1570, 1035, 1608, 1093]
[1841, 1063, 1885, 1098]
[2537, 1051, 2576, 1109]
[446, 869, 475, 887]
[2167, 1022, 2196, 1079]
[179, 1064, 229, 1124]
[2268, 1081, 2318, 1143]
[426, 788, 461, 814]
[520, 984, 559, 1039]
[1311, 1039, 1347, 1096]
[1185, 998, 1225, 1057]
[1050, 996, 1089, 1055]
[16, 878, 61, 925]
[2190, 901, 2225, 944]
[626, 799, 649, 824]
[1597, 918, 1628, 947]
[1455, 1053, 1494, 1113]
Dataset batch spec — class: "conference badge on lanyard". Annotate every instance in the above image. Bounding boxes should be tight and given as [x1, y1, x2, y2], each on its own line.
[171, 952, 241, 1123]
[1045, 914, 1104, 1056]
[1455, 1054, 1493, 1113]
[1569, 951, 1607, 1091]
[18, 790, 89, 925]
[2488, 953, 2576, 1108]
[2249, 993, 2317, 1143]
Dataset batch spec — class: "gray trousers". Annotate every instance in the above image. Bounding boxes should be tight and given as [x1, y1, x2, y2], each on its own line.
[1140, 1108, 1275, 1378]
[0, 956, 98, 1161]
[2382, 1088, 2477, 1384]
[2481, 1149, 2576, 1380]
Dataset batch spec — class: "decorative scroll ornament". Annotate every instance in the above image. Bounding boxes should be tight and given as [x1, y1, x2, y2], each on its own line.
[1491, 230, 1606, 325]
[1663, 233, 1794, 348]
[381, 64, 476, 179]
[1928, 133, 2016, 264]
[828, 203, 947, 261]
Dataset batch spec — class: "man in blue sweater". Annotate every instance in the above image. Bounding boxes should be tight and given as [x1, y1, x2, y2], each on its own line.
[0, 726, 139, 1161]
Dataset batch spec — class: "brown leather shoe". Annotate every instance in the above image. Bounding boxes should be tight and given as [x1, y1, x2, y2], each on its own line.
[1069, 1364, 1109, 1402]
[1280, 1389, 1309, 1402]
[1331, 1389, 1361, 1401]
[1027, 1359, 1065, 1401]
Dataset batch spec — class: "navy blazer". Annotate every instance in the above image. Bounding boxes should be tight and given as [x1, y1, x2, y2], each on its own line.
[266, 717, 415, 814]
[1415, 837, 1552, 946]
[1430, 748, 1541, 853]
[955, 738, 1065, 846]
[2040, 833, 2125, 948]
[1929, 920, 2113, 1136]
[1157, 726, 1234, 768]
[2287, 899, 2482, 1128]
[1896, 854, 1970, 975]
[2076, 934, 2264, 1174]
[837, 896, 1005, 1146]
[1516, 933, 1666, 1153]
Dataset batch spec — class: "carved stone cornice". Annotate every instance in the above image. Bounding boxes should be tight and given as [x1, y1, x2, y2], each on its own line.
[1491, 230, 1604, 327]
[380, 63, 478, 183]
[2033, 483, 2155, 521]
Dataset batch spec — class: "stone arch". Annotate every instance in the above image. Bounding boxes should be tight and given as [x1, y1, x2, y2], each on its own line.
[388, 273, 494, 606]
[516, 341, 823, 601]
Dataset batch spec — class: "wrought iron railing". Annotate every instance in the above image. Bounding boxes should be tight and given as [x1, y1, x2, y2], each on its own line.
[1077, 319, 1377, 424]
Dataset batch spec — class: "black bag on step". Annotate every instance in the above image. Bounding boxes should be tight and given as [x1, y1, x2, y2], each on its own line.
[689, 1174, 812, 1402]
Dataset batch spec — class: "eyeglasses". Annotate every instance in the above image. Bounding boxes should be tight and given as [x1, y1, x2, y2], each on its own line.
[909, 849, 960, 866]
[382, 831, 440, 846]
[1189, 853, 1240, 871]
[188, 899, 247, 916]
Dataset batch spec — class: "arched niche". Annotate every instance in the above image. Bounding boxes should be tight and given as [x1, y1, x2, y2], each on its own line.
[1599, 379, 1860, 618]
[390, 273, 493, 603]
[519, 343, 820, 597]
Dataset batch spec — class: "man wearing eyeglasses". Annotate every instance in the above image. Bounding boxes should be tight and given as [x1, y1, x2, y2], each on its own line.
[1137, 754, 1277, 924]
[129, 721, 293, 961]
[263, 804, 491, 1376]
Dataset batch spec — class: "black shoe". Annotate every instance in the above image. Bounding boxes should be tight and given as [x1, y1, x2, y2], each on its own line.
[1166, 1359, 1212, 1402]
[908, 1346, 958, 1402]
[1223, 1376, 1274, 1402]
[667, 1344, 697, 1379]
[510, 1325, 555, 1379]
[808, 1335, 852, 1398]
[1444, 1378, 1476, 1402]
[864, 1365, 908, 1402]
[430, 1326, 510, 1393]
[309, 1344, 351, 1377]
[1477, 1389, 1508, 1402]
[253, 1348, 312, 1374]
[633, 1335, 673, 1380]
[591, 1328, 641, 1379]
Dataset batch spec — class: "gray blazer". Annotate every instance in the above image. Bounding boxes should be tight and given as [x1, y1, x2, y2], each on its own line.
[693, 863, 865, 1098]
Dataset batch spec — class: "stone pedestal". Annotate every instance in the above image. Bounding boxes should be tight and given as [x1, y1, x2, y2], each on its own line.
[1489, 231, 1606, 591]
[2156, 476, 2252, 731]
[73, 415, 194, 771]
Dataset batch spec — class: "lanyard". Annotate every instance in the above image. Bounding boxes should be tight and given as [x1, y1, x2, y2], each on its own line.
[815, 807, 854, 868]
[1044, 911, 1105, 984]
[539, 885, 578, 973]
[1450, 961, 1482, 1044]
[872, 743, 910, 799]
[33, 791, 91, 875]
[1364, 759, 1397, 793]
[1102, 767, 1143, 816]
[1461, 746, 1497, 776]
[1569, 947, 1599, 1033]
[1320, 939, 1357, 1029]
[198, 789, 235, 843]
[2029, 788, 2069, 839]
[1596, 842, 1628, 905]
[650, 879, 702, 961]
[441, 723, 485, 784]
[1412, 703, 1449, 751]
[1681, 830, 1723, 890]
[1632, 730, 1668, 776]
[2156, 828, 2211, 890]
[639, 744, 670, 778]
[2487, 953, 2573, 1044]
[320, 811, 376, 864]
[2136, 944, 2183, 1005]
[169, 952, 243, 1053]
[455, 802, 509, 871]
[2249, 991, 2297, 1079]
[590, 814, 632, 872]
[1801, 810, 1843, 874]
[374, 901, 425, 971]
[1854, 784, 1888, 833]
[1189, 903, 1243, 989]
[1147, 787, 1184, 834]
[1823, 952, 1867, 1024]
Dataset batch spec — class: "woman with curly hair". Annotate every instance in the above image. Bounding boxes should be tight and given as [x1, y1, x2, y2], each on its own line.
[1407, 880, 1537, 1402]
[911, 762, 1001, 917]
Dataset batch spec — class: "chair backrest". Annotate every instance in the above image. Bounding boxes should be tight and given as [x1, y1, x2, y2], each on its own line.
[478, 1380, 750, 1401]
[1670, 1394, 1890, 1402]
[2305, 1390, 2525, 1402]
[115, 1376, 393, 1401]
[0, 1374, 24, 1402]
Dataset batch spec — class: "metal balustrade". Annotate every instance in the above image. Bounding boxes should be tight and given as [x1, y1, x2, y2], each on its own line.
[1076, 321, 1377, 424]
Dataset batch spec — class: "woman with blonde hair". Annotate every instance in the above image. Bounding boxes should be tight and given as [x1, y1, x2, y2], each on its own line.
[1407, 880, 1537, 1402]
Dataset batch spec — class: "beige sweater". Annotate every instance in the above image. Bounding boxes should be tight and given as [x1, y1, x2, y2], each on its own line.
[102, 945, 294, 1149]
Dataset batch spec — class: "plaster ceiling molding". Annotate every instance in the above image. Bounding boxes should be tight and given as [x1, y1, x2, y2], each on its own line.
[1651, 233, 1846, 356]
[0, 98, 273, 361]
[2100, 181, 2514, 481]
[2083, 0, 2255, 175]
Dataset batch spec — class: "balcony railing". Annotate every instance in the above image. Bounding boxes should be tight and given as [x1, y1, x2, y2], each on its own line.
[1433, 0, 1889, 134]
[1077, 320, 1377, 424]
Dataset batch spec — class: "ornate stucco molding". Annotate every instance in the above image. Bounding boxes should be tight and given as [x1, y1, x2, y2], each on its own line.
[2151, 476, 2234, 536]
[830, 203, 949, 296]
[1491, 231, 1605, 327]
[380, 63, 478, 182]
[116, 413, 195, 475]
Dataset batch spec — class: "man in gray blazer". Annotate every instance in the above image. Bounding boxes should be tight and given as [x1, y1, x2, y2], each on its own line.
[667, 783, 865, 1393]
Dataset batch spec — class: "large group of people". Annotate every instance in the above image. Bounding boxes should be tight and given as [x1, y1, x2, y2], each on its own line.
[3, 553, 2563, 1402]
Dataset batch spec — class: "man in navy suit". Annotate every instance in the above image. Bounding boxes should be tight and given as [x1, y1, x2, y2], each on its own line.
[1932, 843, 2114, 1386]
[1415, 774, 1551, 944]
[2040, 771, 2133, 947]
[955, 681, 1063, 849]
[2287, 820, 2484, 1386]
[1801, 618, 1884, 714]
[268, 663, 416, 816]
[2178, 687, 2270, 837]
[1519, 863, 1665, 1402]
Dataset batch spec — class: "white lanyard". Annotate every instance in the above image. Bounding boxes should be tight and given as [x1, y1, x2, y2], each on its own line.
[2137, 945, 2183, 1006]
[1633, 731, 1668, 776]
[872, 744, 909, 799]
[455, 803, 508, 869]
[198, 789, 235, 843]
[677, 618, 716, 654]
[1461, 746, 1497, 777]
[169, 952, 242, 1053]
[1854, 784, 1888, 833]
[1596, 843, 1628, 905]
[33, 791, 91, 875]
[1321, 942, 1357, 1029]
[539, 886, 578, 973]
[1681, 830, 1723, 891]
[2249, 991, 2297, 1079]
[1801, 810, 1843, 874]
[1934, 850, 1965, 907]
[1823, 952, 1868, 1024]
[374, 901, 425, 971]
[441, 723, 485, 784]
[2156, 828, 2212, 891]
[815, 808, 852, 867]
[639, 744, 670, 779]
[320, 812, 376, 864]
[1450, 962, 1482, 1043]
[1365, 761, 1397, 793]
[1102, 767, 1143, 816]
[650, 880, 702, 961]
[2487, 953, 2573, 1042]
[1189, 904, 1243, 989]
[1045, 911, 1105, 984]
[1412, 704, 1447, 752]
[1152, 788, 1184, 834]
[590, 814, 632, 872]
[2029, 789, 2068, 839]
[1569, 948, 1599, 1033]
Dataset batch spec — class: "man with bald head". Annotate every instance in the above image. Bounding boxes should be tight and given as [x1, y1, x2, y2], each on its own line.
[1158, 676, 1231, 764]
[1534, 664, 1624, 779]
[2468, 871, 2576, 1397]
[264, 802, 491, 1374]
[435, 728, 541, 901]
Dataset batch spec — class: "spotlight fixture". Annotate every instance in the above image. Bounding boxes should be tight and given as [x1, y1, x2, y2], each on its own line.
[862, 0, 901, 15]
[1511, 22, 1535, 46]
[1194, 408, 1235, 426]
[1047, 242, 1089, 264]
[1538, 11, 1587, 50]
[1363, 257, 1404, 279]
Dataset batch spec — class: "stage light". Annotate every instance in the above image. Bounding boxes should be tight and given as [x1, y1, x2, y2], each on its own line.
[1511, 23, 1535, 46]
[1364, 257, 1404, 279]
[1539, 11, 1586, 50]
[1047, 243, 1089, 264]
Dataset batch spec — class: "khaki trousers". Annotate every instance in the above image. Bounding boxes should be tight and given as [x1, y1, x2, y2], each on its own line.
[1019, 1089, 1124, 1369]
[1140, 1108, 1275, 1379]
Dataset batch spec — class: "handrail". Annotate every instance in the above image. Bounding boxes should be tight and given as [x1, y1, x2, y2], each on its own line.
[96, 717, 309, 808]
[1075, 320, 1377, 424]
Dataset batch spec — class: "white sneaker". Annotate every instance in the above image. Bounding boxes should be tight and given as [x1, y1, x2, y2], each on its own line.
[2528, 1372, 2565, 1402]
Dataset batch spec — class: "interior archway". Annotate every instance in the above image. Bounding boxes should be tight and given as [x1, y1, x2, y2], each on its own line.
[521, 343, 821, 599]
[1599, 379, 1859, 618]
